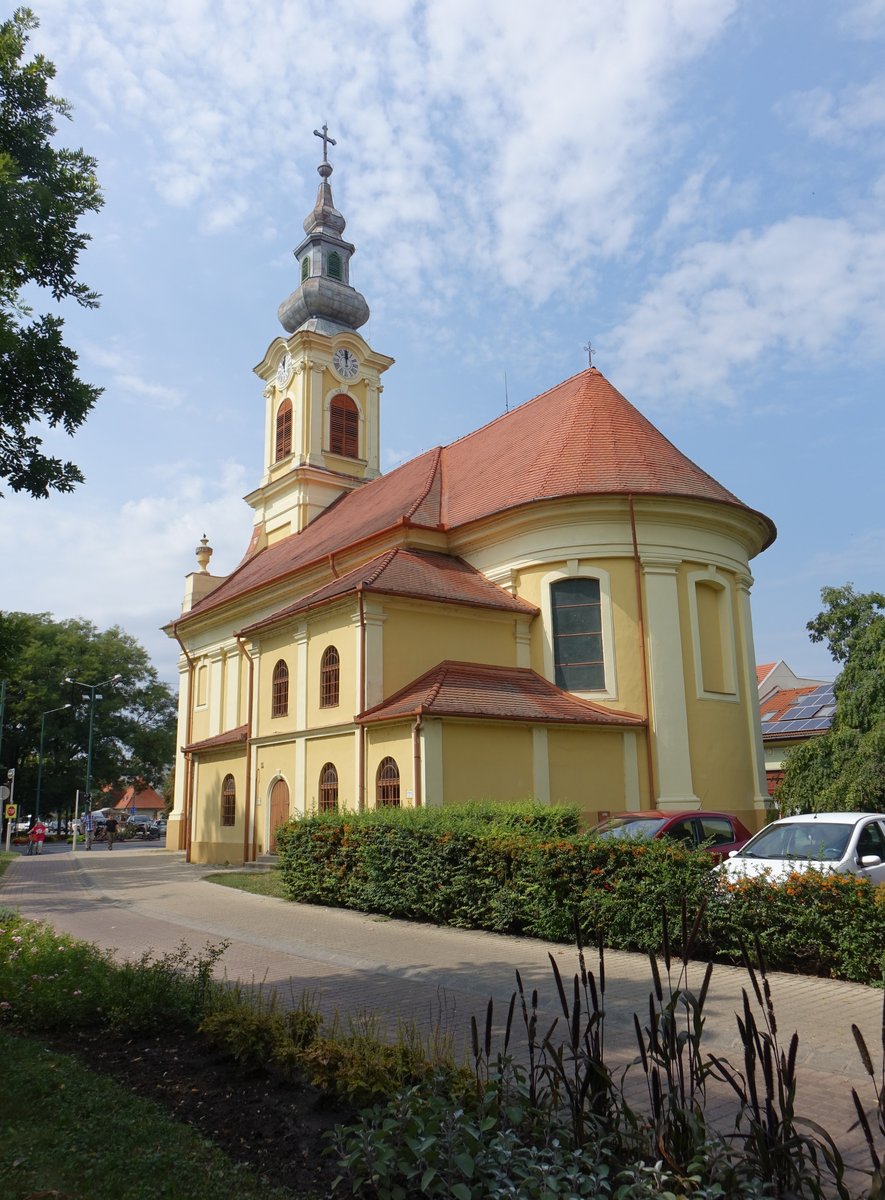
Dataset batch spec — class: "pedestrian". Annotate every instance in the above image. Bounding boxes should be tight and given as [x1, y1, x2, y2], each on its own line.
[82, 809, 95, 850]
[104, 813, 118, 850]
[29, 820, 47, 856]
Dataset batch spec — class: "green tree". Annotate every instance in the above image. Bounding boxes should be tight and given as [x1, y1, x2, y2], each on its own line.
[0, 7, 103, 498]
[779, 584, 885, 813]
[0, 612, 177, 818]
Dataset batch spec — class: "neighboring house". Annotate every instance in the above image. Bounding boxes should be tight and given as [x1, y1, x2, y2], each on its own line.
[112, 784, 167, 819]
[757, 666, 835, 795]
[165, 139, 777, 866]
[757, 660, 829, 703]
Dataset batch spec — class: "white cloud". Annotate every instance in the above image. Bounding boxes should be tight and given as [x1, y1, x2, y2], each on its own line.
[609, 215, 885, 404]
[0, 461, 251, 684]
[35, 0, 738, 308]
[781, 79, 885, 144]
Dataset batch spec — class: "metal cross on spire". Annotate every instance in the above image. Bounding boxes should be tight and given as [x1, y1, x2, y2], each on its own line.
[313, 123, 336, 163]
[583, 340, 596, 367]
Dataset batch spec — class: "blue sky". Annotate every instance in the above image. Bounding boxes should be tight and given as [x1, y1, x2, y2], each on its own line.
[3, 0, 884, 687]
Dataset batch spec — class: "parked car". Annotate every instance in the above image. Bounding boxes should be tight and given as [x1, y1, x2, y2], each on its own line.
[719, 812, 885, 885]
[126, 815, 155, 837]
[592, 810, 752, 861]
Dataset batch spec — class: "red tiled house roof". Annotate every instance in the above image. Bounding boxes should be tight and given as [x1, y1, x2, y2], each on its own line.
[241, 547, 537, 635]
[759, 686, 817, 721]
[756, 662, 776, 685]
[174, 367, 775, 628]
[357, 661, 646, 726]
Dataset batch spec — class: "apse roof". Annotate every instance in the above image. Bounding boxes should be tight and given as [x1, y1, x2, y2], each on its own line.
[178, 366, 775, 626]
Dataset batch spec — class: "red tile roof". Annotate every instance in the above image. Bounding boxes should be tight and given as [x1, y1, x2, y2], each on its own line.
[439, 369, 770, 529]
[240, 548, 537, 634]
[177, 367, 775, 626]
[756, 662, 776, 684]
[184, 725, 249, 754]
[357, 660, 646, 726]
[758, 686, 817, 720]
[113, 785, 166, 813]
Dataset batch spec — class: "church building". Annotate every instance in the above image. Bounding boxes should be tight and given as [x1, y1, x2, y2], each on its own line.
[165, 133, 777, 865]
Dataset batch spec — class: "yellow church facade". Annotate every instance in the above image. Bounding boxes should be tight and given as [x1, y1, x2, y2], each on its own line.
[166, 137, 776, 865]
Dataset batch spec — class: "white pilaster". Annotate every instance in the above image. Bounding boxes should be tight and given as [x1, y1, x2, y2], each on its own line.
[293, 621, 308, 728]
[421, 719, 443, 807]
[736, 572, 772, 812]
[532, 726, 550, 803]
[642, 558, 699, 808]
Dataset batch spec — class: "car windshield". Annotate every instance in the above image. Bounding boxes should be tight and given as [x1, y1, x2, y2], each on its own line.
[595, 817, 668, 840]
[738, 822, 852, 862]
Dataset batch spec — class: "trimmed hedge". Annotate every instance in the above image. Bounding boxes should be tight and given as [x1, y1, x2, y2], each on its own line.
[276, 807, 885, 985]
[276, 806, 712, 950]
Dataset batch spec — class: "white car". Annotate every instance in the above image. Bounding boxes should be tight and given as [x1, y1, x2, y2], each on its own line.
[719, 812, 885, 885]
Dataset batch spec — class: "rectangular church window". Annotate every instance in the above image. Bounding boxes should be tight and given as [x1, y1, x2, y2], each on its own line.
[551, 578, 604, 691]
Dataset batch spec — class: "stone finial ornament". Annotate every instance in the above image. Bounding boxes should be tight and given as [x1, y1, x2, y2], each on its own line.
[195, 534, 213, 573]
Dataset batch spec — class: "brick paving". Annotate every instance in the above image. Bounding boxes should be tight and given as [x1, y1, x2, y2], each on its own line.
[1, 843, 881, 1191]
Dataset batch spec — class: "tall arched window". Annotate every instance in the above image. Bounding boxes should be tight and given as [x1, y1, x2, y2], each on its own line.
[275, 398, 293, 461]
[376, 757, 400, 807]
[329, 394, 359, 459]
[221, 774, 236, 826]
[319, 763, 338, 812]
[320, 645, 339, 708]
[272, 660, 289, 717]
[550, 578, 604, 692]
[327, 251, 342, 280]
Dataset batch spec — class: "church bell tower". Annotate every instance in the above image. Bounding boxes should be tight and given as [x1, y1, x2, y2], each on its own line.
[247, 126, 394, 550]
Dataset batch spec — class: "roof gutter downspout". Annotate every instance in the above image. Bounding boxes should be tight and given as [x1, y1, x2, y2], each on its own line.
[412, 713, 423, 807]
[358, 588, 366, 812]
[172, 626, 196, 863]
[628, 495, 656, 804]
[235, 634, 255, 864]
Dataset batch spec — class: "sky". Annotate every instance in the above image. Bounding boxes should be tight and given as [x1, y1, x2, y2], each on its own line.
[3, 0, 884, 689]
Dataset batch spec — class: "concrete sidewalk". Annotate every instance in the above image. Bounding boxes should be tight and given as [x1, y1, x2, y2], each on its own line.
[1, 845, 882, 1186]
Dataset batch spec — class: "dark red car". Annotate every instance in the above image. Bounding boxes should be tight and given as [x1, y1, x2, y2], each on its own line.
[592, 811, 752, 861]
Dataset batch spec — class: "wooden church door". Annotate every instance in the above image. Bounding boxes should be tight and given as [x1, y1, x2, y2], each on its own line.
[269, 779, 290, 852]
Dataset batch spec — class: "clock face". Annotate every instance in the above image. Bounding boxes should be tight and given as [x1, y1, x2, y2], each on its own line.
[333, 348, 359, 379]
[276, 352, 293, 386]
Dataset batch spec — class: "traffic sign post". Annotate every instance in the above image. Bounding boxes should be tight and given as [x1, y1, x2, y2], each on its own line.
[3, 777, 14, 854]
[4, 785, 15, 853]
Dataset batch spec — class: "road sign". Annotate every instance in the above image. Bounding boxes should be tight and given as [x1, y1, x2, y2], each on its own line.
[0, 785, 10, 801]
[4, 803, 15, 820]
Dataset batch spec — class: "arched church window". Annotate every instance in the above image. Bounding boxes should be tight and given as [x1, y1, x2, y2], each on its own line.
[327, 251, 342, 280]
[551, 578, 604, 691]
[320, 645, 339, 708]
[301, 256, 310, 282]
[329, 394, 359, 459]
[272, 660, 289, 717]
[319, 762, 338, 811]
[221, 774, 236, 826]
[376, 757, 400, 807]
[275, 398, 293, 461]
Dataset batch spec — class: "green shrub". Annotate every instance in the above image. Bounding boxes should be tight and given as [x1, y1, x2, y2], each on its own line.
[0, 913, 228, 1031]
[199, 1000, 322, 1074]
[709, 868, 885, 983]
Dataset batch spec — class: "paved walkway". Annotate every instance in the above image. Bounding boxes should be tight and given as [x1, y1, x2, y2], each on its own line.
[1, 843, 882, 1188]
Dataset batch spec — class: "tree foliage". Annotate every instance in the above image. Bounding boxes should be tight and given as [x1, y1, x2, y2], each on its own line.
[779, 583, 885, 814]
[0, 7, 103, 498]
[0, 611, 177, 815]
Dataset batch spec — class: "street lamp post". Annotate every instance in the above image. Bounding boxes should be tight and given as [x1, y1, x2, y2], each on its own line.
[64, 675, 122, 811]
[35, 704, 72, 822]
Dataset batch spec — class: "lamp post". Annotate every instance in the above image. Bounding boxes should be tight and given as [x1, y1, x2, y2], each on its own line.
[35, 704, 72, 822]
[64, 675, 122, 811]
